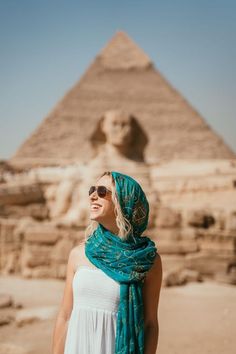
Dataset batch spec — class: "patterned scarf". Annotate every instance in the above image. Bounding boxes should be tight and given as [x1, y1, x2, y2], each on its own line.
[85, 171, 158, 354]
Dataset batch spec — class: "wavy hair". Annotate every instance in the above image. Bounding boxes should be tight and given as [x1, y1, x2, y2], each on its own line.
[84, 171, 133, 242]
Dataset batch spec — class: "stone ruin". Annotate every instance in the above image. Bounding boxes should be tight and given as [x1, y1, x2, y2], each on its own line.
[1, 31, 236, 288]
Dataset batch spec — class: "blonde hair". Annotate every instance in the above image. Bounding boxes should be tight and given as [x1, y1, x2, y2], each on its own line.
[84, 171, 133, 242]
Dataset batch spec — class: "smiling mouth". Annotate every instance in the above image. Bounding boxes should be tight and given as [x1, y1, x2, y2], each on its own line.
[91, 205, 101, 211]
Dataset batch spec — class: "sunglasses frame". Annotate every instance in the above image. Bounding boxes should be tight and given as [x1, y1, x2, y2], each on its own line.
[88, 185, 112, 198]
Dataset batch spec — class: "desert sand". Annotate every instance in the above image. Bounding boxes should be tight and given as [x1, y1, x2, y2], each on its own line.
[0, 275, 235, 354]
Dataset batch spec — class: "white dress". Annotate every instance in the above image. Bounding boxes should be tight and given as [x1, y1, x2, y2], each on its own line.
[64, 265, 120, 354]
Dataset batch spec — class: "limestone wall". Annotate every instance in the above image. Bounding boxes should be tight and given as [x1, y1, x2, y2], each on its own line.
[0, 159, 236, 286]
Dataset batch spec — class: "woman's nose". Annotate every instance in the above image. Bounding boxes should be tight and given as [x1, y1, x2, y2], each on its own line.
[90, 191, 98, 200]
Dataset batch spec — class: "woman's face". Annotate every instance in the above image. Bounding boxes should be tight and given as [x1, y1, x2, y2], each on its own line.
[89, 175, 117, 225]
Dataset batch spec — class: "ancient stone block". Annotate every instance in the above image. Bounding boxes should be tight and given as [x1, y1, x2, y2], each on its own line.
[13, 218, 39, 240]
[0, 294, 13, 308]
[180, 227, 198, 240]
[163, 268, 202, 287]
[70, 229, 86, 243]
[226, 211, 236, 231]
[151, 228, 181, 242]
[0, 312, 14, 326]
[196, 230, 236, 255]
[32, 262, 66, 279]
[0, 218, 21, 272]
[163, 268, 187, 287]
[0, 182, 44, 206]
[21, 243, 52, 268]
[215, 271, 236, 285]
[31, 266, 58, 278]
[51, 238, 74, 263]
[157, 239, 198, 255]
[24, 226, 60, 244]
[160, 254, 186, 272]
[187, 209, 215, 228]
[15, 306, 57, 327]
[49, 179, 76, 218]
[3, 250, 21, 274]
[185, 251, 231, 275]
[182, 269, 203, 282]
[0, 218, 19, 243]
[56, 263, 67, 279]
[0, 203, 49, 220]
[155, 207, 182, 228]
[21, 267, 33, 278]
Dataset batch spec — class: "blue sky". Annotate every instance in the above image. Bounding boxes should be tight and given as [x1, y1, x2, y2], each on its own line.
[1, 0, 236, 159]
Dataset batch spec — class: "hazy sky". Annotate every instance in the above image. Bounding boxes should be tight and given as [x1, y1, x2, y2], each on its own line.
[1, 0, 235, 159]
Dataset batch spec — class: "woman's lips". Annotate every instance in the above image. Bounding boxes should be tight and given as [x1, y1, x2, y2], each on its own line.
[90, 204, 102, 211]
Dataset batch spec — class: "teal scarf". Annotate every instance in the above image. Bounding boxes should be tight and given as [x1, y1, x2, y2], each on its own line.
[85, 171, 158, 354]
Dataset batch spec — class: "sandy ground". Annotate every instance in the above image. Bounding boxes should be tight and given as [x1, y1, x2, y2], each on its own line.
[0, 275, 235, 354]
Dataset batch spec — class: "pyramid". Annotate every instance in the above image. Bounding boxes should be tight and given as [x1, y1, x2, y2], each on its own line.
[10, 31, 235, 167]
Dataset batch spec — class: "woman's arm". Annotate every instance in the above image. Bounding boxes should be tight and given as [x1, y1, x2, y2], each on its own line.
[51, 247, 77, 354]
[142, 253, 163, 354]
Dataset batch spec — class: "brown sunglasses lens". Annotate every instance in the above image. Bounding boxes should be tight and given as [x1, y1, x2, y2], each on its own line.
[89, 186, 108, 198]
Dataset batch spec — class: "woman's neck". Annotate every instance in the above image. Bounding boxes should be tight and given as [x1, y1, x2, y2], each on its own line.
[101, 222, 119, 235]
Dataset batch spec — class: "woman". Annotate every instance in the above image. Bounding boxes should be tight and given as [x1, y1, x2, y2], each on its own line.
[52, 171, 162, 354]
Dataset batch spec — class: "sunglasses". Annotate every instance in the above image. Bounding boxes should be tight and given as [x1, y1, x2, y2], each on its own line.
[88, 185, 112, 198]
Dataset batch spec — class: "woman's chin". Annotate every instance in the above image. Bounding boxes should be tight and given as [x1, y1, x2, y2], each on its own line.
[90, 212, 102, 222]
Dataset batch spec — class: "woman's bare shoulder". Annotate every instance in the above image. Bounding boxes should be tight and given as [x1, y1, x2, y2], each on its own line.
[145, 252, 162, 282]
[73, 239, 85, 252]
[152, 252, 162, 275]
[69, 240, 85, 270]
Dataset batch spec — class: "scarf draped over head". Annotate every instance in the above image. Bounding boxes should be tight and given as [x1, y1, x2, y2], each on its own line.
[85, 171, 158, 354]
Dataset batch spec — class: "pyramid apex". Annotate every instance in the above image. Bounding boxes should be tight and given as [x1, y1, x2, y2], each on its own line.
[97, 30, 153, 70]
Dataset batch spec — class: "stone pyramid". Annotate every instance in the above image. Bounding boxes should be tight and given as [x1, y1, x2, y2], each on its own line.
[10, 31, 235, 167]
